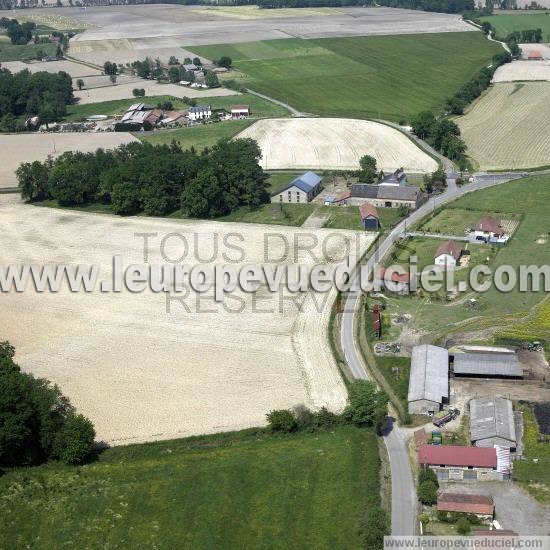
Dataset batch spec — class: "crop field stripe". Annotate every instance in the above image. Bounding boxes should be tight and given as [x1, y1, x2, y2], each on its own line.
[189, 33, 502, 121]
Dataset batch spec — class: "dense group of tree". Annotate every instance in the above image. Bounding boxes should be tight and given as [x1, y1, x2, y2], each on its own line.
[257, 0, 364, 7]
[376, 0, 473, 13]
[0, 17, 35, 44]
[411, 112, 467, 166]
[0, 67, 73, 131]
[0, 341, 95, 467]
[444, 50, 511, 115]
[18, 139, 270, 218]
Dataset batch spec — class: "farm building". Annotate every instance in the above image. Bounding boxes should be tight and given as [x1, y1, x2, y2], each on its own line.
[418, 444, 508, 481]
[434, 240, 462, 268]
[271, 172, 322, 203]
[381, 167, 407, 185]
[527, 51, 543, 61]
[359, 203, 380, 230]
[188, 105, 211, 121]
[407, 345, 449, 415]
[452, 353, 523, 379]
[437, 493, 495, 520]
[469, 397, 517, 450]
[349, 182, 422, 209]
[230, 105, 250, 118]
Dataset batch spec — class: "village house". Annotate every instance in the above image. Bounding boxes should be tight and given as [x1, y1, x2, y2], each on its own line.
[474, 216, 504, 241]
[437, 493, 495, 520]
[230, 105, 250, 119]
[434, 240, 463, 268]
[188, 105, 211, 121]
[349, 172, 423, 209]
[271, 172, 322, 204]
[374, 267, 416, 295]
[359, 203, 380, 230]
[418, 444, 510, 481]
[407, 345, 449, 415]
[469, 396, 517, 450]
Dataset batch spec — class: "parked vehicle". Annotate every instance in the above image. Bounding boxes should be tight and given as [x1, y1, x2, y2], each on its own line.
[433, 408, 460, 427]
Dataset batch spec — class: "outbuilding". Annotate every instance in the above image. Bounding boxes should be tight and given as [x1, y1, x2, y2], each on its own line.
[452, 353, 522, 379]
[359, 203, 380, 230]
[437, 493, 495, 520]
[271, 172, 322, 203]
[349, 182, 422, 209]
[408, 345, 449, 415]
[469, 396, 517, 449]
[230, 105, 250, 118]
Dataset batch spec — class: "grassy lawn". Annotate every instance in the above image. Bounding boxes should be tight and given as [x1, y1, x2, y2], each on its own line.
[376, 356, 411, 413]
[142, 119, 253, 151]
[479, 12, 550, 41]
[0, 426, 381, 549]
[218, 202, 316, 226]
[267, 172, 303, 195]
[189, 33, 501, 121]
[0, 41, 56, 62]
[514, 403, 550, 504]
[322, 206, 405, 232]
[376, 175, 550, 335]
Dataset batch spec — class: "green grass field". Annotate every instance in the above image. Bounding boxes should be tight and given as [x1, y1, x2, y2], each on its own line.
[0, 426, 381, 549]
[419, 208, 520, 235]
[479, 12, 550, 41]
[142, 119, 253, 151]
[189, 33, 501, 121]
[322, 206, 404, 232]
[218, 202, 316, 226]
[0, 41, 56, 62]
[377, 175, 550, 336]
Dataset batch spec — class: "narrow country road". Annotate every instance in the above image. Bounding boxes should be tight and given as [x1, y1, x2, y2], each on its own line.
[340, 171, 524, 535]
[246, 89, 304, 117]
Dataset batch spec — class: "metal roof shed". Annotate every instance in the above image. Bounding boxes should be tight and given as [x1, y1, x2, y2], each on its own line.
[470, 396, 516, 449]
[453, 353, 522, 378]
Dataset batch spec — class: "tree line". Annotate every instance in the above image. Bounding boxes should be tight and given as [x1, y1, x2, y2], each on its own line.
[0, 17, 35, 44]
[257, 0, 473, 11]
[18, 138, 270, 219]
[0, 341, 95, 467]
[0, 67, 73, 131]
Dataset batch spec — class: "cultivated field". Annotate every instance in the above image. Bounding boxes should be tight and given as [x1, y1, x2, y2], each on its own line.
[0, 133, 138, 188]
[520, 43, 550, 59]
[0, 195, 372, 444]
[0, 427, 381, 547]
[237, 118, 438, 172]
[0, 59, 102, 78]
[479, 12, 550, 39]
[190, 33, 501, 121]
[493, 60, 550, 82]
[73, 81, 238, 104]
[457, 82, 550, 170]
[17, 5, 475, 65]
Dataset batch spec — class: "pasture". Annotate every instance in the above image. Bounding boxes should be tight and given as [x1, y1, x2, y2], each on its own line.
[479, 12, 550, 41]
[457, 82, 550, 170]
[0, 426, 381, 548]
[0, 41, 56, 62]
[236, 118, 438, 172]
[0, 194, 373, 444]
[189, 33, 501, 121]
[0, 133, 139, 189]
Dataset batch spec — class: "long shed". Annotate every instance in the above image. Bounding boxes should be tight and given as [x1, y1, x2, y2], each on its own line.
[408, 345, 449, 415]
[453, 353, 522, 378]
[469, 396, 517, 449]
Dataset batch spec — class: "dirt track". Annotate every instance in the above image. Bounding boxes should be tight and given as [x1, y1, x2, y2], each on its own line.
[0, 195, 373, 444]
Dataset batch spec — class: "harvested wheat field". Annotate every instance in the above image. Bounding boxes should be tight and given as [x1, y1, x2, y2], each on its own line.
[493, 60, 550, 82]
[0, 133, 138, 188]
[457, 82, 550, 170]
[1, 59, 102, 78]
[237, 118, 438, 172]
[0, 195, 372, 444]
[74, 81, 238, 104]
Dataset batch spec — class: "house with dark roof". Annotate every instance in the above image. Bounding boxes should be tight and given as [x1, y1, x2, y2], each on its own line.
[359, 203, 379, 230]
[349, 182, 423, 209]
[418, 444, 507, 481]
[271, 172, 322, 203]
[474, 216, 504, 240]
[437, 493, 495, 519]
[434, 240, 463, 268]
[188, 105, 211, 121]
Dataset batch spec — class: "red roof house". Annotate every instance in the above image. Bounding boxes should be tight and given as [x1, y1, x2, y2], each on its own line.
[435, 240, 462, 262]
[527, 50, 542, 60]
[359, 203, 379, 220]
[475, 216, 503, 237]
[437, 493, 495, 517]
[418, 445, 497, 469]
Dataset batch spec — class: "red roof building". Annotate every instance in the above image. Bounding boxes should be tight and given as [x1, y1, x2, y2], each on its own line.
[437, 493, 495, 517]
[418, 445, 497, 469]
[527, 50, 543, 60]
[475, 216, 503, 236]
[359, 203, 379, 220]
[435, 240, 463, 261]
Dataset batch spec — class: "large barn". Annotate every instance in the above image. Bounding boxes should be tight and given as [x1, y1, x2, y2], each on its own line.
[452, 353, 523, 379]
[408, 345, 449, 415]
[469, 396, 517, 450]
[271, 172, 322, 203]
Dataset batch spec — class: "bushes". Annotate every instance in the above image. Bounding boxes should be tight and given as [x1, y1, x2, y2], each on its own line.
[266, 410, 298, 433]
[362, 506, 389, 550]
[418, 480, 438, 505]
[0, 341, 95, 467]
[457, 517, 471, 535]
[418, 468, 439, 487]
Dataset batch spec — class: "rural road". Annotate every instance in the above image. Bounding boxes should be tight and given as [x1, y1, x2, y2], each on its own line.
[246, 89, 304, 117]
[340, 170, 524, 535]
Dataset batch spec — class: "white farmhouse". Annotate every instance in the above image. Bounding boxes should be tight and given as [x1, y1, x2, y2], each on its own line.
[188, 105, 211, 121]
[434, 240, 462, 268]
